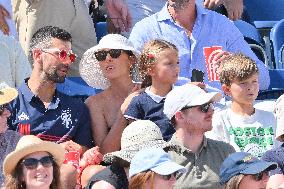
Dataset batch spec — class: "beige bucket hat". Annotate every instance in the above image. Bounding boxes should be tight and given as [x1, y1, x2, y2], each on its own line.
[0, 83, 18, 106]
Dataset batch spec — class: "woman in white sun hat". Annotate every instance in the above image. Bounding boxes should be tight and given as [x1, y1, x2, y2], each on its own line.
[3, 135, 64, 189]
[79, 34, 140, 155]
[129, 147, 186, 189]
[0, 83, 21, 186]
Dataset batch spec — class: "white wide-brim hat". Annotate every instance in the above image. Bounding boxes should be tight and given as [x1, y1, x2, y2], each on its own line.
[79, 34, 139, 90]
[164, 84, 222, 119]
[3, 135, 65, 176]
[0, 83, 18, 105]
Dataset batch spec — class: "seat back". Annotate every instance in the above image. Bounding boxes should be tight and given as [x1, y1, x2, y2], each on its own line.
[270, 19, 284, 68]
[234, 20, 268, 65]
[95, 22, 107, 43]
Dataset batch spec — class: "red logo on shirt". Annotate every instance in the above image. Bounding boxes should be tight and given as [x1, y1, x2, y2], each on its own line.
[18, 123, 31, 135]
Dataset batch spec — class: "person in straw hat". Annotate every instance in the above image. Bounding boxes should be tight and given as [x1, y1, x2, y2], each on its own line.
[84, 120, 179, 189]
[3, 135, 65, 189]
[80, 33, 141, 154]
[0, 83, 21, 186]
[262, 94, 284, 189]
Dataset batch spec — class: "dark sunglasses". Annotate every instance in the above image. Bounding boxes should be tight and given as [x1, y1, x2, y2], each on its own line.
[160, 172, 178, 180]
[0, 104, 8, 115]
[181, 102, 213, 113]
[251, 171, 268, 181]
[22, 156, 54, 170]
[42, 48, 77, 63]
[94, 49, 133, 61]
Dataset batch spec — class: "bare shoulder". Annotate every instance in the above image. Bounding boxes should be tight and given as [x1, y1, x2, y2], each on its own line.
[85, 91, 108, 111]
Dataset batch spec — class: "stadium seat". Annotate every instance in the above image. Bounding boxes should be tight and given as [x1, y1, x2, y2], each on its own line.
[234, 20, 268, 65]
[243, 0, 284, 29]
[57, 77, 101, 102]
[270, 19, 284, 69]
[95, 22, 107, 43]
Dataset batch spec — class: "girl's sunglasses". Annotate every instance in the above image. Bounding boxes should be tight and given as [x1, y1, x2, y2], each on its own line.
[181, 102, 213, 113]
[0, 104, 8, 116]
[251, 171, 268, 181]
[41, 48, 77, 63]
[22, 156, 54, 170]
[160, 172, 178, 180]
[94, 49, 133, 61]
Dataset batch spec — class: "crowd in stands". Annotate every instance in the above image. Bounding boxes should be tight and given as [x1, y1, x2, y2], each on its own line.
[0, 0, 284, 189]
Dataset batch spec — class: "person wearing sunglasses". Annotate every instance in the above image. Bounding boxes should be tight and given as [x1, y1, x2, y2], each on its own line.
[7, 26, 103, 188]
[3, 135, 64, 189]
[80, 34, 140, 155]
[163, 84, 236, 189]
[219, 152, 277, 189]
[129, 147, 186, 189]
[0, 83, 22, 186]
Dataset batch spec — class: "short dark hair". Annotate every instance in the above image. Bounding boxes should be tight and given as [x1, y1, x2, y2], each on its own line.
[29, 26, 72, 63]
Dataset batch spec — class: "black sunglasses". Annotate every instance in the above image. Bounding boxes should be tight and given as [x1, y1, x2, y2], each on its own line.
[251, 171, 268, 181]
[181, 102, 213, 113]
[22, 156, 54, 170]
[0, 104, 8, 115]
[94, 49, 133, 61]
[160, 172, 178, 180]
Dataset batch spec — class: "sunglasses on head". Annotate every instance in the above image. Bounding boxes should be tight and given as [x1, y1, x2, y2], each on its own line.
[181, 102, 213, 113]
[41, 48, 77, 63]
[251, 171, 268, 181]
[0, 104, 8, 116]
[160, 172, 178, 180]
[94, 49, 133, 61]
[22, 156, 54, 170]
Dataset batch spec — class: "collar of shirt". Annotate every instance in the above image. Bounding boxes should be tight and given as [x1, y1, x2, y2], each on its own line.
[145, 86, 166, 103]
[170, 133, 208, 155]
[19, 78, 61, 109]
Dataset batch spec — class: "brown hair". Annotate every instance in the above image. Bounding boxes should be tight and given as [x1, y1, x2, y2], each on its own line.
[219, 53, 259, 86]
[139, 39, 178, 88]
[4, 156, 62, 189]
[129, 170, 155, 189]
[223, 174, 244, 189]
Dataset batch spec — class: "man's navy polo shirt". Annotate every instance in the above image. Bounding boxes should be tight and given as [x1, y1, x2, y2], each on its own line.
[8, 79, 93, 148]
[124, 87, 175, 141]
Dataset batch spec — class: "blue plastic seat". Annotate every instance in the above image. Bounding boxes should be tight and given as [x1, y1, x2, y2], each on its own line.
[57, 77, 101, 102]
[270, 19, 284, 69]
[244, 0, 284, 28]
[95, 22, 107, 43]
[234, 20, 268, 65]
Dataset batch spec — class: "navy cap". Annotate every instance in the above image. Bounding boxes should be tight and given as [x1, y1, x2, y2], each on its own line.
[219, 152, 277, 185]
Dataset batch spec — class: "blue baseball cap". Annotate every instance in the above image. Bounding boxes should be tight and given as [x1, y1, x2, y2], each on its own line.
[129, 147, 186, 178]
[219, 152, 277, 185]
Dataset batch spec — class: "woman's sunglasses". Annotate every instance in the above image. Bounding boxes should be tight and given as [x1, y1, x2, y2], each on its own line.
[251, 171, 268, 181]
[94, 49, 133, 61]
[41, 48, 77, 63]
[160, 172, 178, 180]
[181, 102, 213, 113]
[0, 104, 8, 116]
[21, 156, 54, 170]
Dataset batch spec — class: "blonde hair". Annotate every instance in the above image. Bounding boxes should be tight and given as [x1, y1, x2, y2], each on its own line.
[139, 39, 178, 88]
[129, 171, 155, 189]
[219, 53, 259, 86]
[223, 174, 244, 189]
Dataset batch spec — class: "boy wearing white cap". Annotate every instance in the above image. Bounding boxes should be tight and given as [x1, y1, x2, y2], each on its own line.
[163, 84, 235, 189]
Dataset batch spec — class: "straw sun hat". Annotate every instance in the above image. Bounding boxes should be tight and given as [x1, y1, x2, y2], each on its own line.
[103, 120, 178, 165]
[79, 34, 139, 90]
[3, 135, 64, 176]
[0, 83, 18, 105]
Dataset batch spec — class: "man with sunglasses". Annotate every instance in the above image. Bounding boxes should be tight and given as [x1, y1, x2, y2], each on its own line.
[163, 84, 235, 189]
[7, 26, 102, 189]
